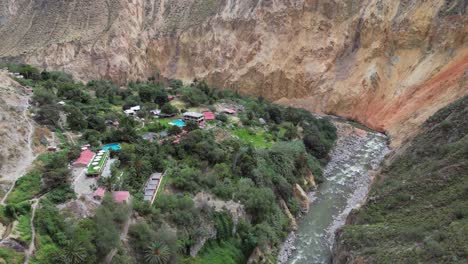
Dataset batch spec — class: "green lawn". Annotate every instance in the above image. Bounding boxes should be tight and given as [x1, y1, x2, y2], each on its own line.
[86, 151, 109, 175]
[140, 118, 173, 133]
[187, 241, 245, 264]
[154, 172, 170, 205]
[231, 128, 273, 148]
[158, 118, 175, 127]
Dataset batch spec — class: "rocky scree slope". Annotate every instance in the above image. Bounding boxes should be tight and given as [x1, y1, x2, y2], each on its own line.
[333, 95, 468, 263]
[0, 0, 467, 146]
[0, 70, 35, 196]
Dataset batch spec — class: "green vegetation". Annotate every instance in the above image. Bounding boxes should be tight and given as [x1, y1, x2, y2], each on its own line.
[338, 96, 468, 263]
[231, 128, 273, 148]
[0, 247, 24, 264]
[193, 241, 245, 264]
[4, 64, 338, 263]
[6, 171, 41, 204]
[16, 213, 32, 243]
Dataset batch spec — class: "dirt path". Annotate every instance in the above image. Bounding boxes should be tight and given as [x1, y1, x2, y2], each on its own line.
[64, 131, 76, 145]
[23, 198, 39, 264]
[1, 101, 36, 205]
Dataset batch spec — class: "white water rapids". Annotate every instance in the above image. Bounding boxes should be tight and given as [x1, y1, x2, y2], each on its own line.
[279, 122, 389, 264]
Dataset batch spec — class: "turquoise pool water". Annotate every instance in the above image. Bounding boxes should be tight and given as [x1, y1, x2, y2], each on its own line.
[103, 143, 121, 151]
[170, 119, 186, 127]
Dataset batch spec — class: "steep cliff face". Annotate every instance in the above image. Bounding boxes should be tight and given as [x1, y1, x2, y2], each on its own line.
[0, 0, 466, 145]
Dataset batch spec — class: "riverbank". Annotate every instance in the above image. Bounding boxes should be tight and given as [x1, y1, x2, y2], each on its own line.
[278, 121, 389, 264]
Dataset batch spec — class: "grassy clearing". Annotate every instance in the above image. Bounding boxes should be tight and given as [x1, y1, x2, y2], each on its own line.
[6, 171, 41, 204]
[139, 118, 172, 133]
[186, 241, 245, 264]
[231, 128, 273, 148]
[154, 172, 170, 204]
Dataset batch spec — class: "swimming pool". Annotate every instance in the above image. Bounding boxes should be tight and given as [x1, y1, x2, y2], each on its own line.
[169, 119, 186, 127]
[103, 143, 121, 151]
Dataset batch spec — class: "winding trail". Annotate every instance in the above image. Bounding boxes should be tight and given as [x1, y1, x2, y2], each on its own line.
[1, 101, 36, 205]
[0, 98, 40, 264]
[23, 198, 39, 264]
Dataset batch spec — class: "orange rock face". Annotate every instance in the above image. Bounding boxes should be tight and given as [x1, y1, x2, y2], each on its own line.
[0, 0, 466, 145]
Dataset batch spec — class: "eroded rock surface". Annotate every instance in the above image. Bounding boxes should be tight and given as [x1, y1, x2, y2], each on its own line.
[0, 0, 466, 146]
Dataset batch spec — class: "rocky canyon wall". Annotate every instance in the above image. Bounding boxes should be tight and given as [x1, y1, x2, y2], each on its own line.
[0, 0, 466, 146]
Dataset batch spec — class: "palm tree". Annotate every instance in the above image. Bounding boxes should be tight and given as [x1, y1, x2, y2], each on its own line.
[58, 240, 87, 264]
[144, 241, 170, 264]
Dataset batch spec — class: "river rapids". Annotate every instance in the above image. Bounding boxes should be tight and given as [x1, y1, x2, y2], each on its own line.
[278, 121, 389, 264]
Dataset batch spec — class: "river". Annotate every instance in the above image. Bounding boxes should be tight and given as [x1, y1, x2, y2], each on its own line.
[279, 121, 389, 264]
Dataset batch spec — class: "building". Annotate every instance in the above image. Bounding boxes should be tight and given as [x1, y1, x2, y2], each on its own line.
[112, 191, 130, 204]
[130, 105, 141, 111]
[142, 132, 158, 141]
[73, 149, 96, 167]
[124, 109, 136, 116]
[223, 108, 236, 115]
[183, 112, 205, 123]
[150, 109, 161, 116]
[143, 173, 163, 205]
[93, 187, 106, 200]
[81, 144, 91, 150]
[203, 111, 215, 121]
[47, 145, 58, 152]
[124, 105, 141, 116]
[85, 150, 110, 177]
[158, 112, 176, 118]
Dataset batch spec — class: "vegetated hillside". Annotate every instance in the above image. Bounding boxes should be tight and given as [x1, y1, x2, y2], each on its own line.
[0, 0, 466, 147]
[0, 64, 337, 263]
[333, 96, 468, 263]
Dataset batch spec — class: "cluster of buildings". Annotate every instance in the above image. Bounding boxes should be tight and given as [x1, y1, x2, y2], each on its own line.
[177, 108, 236, 126]
[73, 143, 134, 204]
[73, 147, 111, 177]
[93, 187, 131, 204]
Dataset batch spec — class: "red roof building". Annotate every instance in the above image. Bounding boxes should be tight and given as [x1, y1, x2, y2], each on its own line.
[93, 187, 106, 200]
[112, 191, 130, 203]
[168, 95, 175, 100]
[73, 150, 96, 167]
[203, 111, 215, 120]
